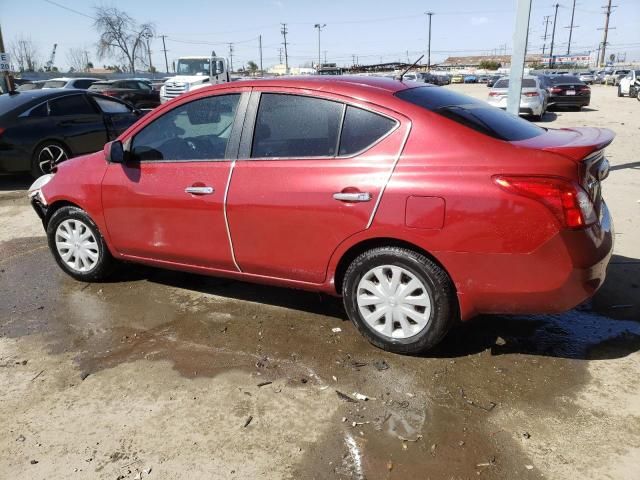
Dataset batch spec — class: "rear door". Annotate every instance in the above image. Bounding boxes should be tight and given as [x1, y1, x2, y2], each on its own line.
[226, 90, 408, 283]
[90, 95, 140, 140]
[48, 94, 108, 154]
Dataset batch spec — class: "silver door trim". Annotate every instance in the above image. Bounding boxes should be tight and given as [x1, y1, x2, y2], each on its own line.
[365, 122, 412, 229]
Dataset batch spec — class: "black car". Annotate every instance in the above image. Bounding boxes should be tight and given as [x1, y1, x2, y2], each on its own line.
[547, 75, 591, 110]
[0, 89, 141, 177]
[88, 79, 161, 109]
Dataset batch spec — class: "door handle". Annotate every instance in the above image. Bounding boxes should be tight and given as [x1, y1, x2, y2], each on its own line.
[333, 192, 372, 202]
[185, 186, 214, 195]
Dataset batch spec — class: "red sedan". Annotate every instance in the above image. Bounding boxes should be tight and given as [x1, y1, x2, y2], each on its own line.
[28, 76, 614, 354]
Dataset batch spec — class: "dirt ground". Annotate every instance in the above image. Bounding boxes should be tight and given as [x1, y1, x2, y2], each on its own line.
[1, 83, 639, 480]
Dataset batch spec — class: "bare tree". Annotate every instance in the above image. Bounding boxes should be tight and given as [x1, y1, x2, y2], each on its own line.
[66, 47, 90, 73]
[9, 35, 40, 72]
[94, 6, 154, 73]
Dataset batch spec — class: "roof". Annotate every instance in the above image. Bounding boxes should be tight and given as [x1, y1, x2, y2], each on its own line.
[225, 75, 412, 93]
[442, 55, 543, 66]
[45, 77, 101, 82]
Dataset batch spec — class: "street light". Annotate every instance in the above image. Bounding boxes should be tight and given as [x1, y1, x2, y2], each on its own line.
[314, 24, 326, 68]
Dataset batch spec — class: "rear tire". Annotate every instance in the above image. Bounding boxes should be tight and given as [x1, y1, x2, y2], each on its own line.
[342, 247, 457, 354]
[46, 206, 115, 282]
[617, 85, 623, 97]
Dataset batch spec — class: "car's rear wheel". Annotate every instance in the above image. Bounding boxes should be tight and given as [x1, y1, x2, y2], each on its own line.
[46, 206, 115, 281]
[629, 86, 637, 98]
[617, 85, 623, 97]
[342, 247, 456, 354]
[31, 141, 69, 178]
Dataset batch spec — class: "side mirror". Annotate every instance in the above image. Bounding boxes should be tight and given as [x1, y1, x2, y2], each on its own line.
[106, 140, 128, 164]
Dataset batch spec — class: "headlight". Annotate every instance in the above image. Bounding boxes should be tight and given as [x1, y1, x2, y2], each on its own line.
[28, 173, 54, 205]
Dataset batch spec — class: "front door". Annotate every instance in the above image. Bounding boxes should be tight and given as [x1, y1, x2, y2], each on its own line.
[101, 92, 245, 270]
[226, 91, 407, 283]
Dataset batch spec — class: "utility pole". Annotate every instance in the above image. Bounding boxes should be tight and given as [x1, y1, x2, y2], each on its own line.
[280, 23, 289, 73]
[598, 0, 615, 67]
[548, 3, 559, 68]
[425, 12, 433, 70]
[258, 35, 263, 73]
[278, 47, 283, 64]
[323, 50, 327, 64]
[566, 0, 578, 54]
[541, 15, 551, 56]
[160, 35, 169, 74]
[228, 43, 234, 73]
[314, 23, 326, 68]
[352, 54, 356, 66]
[507, 0, 533, 116]
[142, 31, 154, 73]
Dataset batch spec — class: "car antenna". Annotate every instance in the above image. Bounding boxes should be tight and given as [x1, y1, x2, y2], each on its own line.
[399, 55, 424, 82]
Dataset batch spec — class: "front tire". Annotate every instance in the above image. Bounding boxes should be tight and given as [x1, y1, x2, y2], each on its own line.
[342, 247, 457, 354]
[46, 206, 115, 281]
[617, 85, 623, 97]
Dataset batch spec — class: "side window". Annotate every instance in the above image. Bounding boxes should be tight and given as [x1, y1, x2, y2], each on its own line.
[49, 95, 96, 116]
[251, 94, 343, 158]
[339, 106, 396, 156]
[131, 94, 240, 161]
[28, 102, 49, 117]
[73, 80, 95, 89]
[137, 81, 152, 90]
[93, 96, 133, 114]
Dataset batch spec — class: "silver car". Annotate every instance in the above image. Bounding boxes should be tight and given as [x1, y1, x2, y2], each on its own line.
[487, 76, 547, 120]
[578, 72, 595, 84]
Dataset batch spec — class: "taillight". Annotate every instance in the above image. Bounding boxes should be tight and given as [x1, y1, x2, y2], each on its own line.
[550, 87, 562, 93]
[494, 176, 597, 229]
[102, 90, 118, 96]
[523, 92, 539, 97]
[488, 92, 499, 97]
[0, 127, 5, 137]
[579, 86, 591, 93]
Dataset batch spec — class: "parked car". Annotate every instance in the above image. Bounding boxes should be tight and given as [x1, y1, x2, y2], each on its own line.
[41, 77, 101, 89]
[463, 75, 478, 83]
[486, 75, 502, 87]
[88, 79, 161, 109]
[547, 75, 591, 110]
[617, 70, 640, 98]
[578, 72, 595, 84]
[422, 73, 450, 86]
[604, 69, 630, 86]
[451, 74, 464, 84]
[487, 76, 547, 120]
[27, 76, 614, 354]
[594, 70, 607, 84]
[16, 80, 47, 91]
[0, 89, 142, 177]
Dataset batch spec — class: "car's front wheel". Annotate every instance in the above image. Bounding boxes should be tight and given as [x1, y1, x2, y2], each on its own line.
[342, 247, 457, 354]
[46, 206, 115, 281]
[617, 85, 623, 97]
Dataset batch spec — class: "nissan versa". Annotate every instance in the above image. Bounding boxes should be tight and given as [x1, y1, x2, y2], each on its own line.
[28, 77, 614, 354]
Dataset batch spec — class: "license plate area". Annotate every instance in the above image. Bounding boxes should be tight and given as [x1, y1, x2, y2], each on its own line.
[566, 90, 576, 95]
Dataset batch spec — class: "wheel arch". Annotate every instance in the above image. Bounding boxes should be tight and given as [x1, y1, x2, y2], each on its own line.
[44, 199, 82, 228]
[32, 138, 73, 159]
[332, 236, 455, 296]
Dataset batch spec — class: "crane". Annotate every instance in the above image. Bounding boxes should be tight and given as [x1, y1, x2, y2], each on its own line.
[45, 43, 57, 72]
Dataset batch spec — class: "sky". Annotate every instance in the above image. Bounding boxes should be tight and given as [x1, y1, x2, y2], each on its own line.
[1, 0, 639, 72]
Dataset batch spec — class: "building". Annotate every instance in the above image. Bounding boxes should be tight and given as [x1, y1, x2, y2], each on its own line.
[439, 54, 543, 70]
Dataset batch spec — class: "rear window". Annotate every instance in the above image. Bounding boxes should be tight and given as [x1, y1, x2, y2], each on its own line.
[43, 80, 67, 89]
[550, 76, 584, 85]
[339, 106, 396, 155]
[493, 78, 536, 88]
[395, 87, 544, 142]
[88, 83, 111, 91]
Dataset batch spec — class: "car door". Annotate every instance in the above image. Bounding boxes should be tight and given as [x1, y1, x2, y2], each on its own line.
[89, 95, 140, 140]
[101, 92, 247, 269]
[620, 73, 632, 94]
[226, 90, 408, 283]
[47, 93, 109, 155]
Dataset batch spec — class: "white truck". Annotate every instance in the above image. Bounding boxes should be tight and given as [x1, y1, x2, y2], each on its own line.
[160, 53, 230, 103]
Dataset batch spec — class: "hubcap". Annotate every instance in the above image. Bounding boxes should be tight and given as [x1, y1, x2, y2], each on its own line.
[38, 145, 67, 174]
[55, 219, 99, 273]
[356, 265, 432, 339]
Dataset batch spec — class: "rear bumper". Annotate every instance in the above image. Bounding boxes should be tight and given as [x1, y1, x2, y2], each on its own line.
[446, 202, 613, 320]
[549, 95, 590, 107]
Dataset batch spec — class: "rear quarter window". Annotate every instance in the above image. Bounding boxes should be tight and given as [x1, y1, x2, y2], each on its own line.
[395, 86, 544, 142]
[339, 106, 396, 155]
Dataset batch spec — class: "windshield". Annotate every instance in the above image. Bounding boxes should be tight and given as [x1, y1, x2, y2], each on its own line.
[395, 86, 544, 142]
[177, 59, 210, 76]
